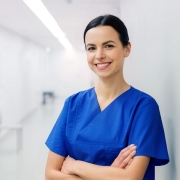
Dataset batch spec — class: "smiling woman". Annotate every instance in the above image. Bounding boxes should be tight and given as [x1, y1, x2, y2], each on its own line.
[45, 14, 169, 180]
[85, 25, 130, 80]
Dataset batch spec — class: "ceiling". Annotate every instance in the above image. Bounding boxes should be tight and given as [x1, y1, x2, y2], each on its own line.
[0, 0, 120, 51]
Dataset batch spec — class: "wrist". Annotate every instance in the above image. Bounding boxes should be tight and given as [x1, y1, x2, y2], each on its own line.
[73, 160, 81, 175]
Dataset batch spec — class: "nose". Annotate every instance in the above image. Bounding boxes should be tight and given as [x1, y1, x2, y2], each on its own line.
[95, 49, 106, 60]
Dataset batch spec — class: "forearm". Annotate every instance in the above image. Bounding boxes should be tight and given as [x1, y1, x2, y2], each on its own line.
[61, 152, 149, 180]
[45, 151, 84, 180]
[74, 161, 128, 180]
[46, 169, 83, 180]
[67, 156, 149, 180]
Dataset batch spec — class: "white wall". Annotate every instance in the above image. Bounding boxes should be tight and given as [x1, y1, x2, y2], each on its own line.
[119, 0, 180, 179]
[0, 27, 92, 138]
[47, 49, 93, 98]
[0, 27, 54, 136]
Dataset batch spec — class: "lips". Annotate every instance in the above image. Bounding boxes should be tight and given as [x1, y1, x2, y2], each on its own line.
[95, 62, 111, 70]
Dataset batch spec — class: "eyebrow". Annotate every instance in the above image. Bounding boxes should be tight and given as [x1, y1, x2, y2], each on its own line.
[86, 40, 116, 47]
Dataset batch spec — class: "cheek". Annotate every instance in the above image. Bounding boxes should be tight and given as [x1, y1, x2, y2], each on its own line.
[108, 54, 120, 61]
[110, 51, 124, 61]
[86, 55, 96, 72]
[86, 53, 94, 64]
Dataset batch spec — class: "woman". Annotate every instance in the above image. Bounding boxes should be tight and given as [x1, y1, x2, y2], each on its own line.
[45, 14, 169, 180]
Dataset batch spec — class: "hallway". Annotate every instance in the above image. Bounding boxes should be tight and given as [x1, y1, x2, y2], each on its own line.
[0, 97, 65, 180]
[0, 0, 180, 179]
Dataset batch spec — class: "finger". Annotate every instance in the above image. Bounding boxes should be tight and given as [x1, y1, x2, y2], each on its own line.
[127, 157, 133, 166]
[120, 144, 135, 153]
[124, 159, 133, 169]
[114, 147, 136, 168]
[119, 150, 136, 168]
[116, 144, 136, 160]
[116, 145, 136, 163]
[111, 145, 136, 167]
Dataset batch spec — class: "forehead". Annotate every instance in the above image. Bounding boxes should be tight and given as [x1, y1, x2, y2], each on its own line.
[85, 26, 119, 44]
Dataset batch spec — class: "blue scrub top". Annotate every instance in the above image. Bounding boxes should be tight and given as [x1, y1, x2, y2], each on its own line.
[46, 86, 169, 180]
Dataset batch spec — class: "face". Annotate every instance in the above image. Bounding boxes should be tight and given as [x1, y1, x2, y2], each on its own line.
[85, 26, 131, 79]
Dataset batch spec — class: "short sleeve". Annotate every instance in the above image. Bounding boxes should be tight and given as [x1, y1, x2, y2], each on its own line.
[45, 98, 69, 157]
[128, 97, 169, 166]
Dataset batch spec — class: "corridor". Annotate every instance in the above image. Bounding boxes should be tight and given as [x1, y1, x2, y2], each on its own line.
[0, 98, 65, 180]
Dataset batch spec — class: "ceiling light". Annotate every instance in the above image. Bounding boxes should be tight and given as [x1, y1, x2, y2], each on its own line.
[23, 0, 73, 51]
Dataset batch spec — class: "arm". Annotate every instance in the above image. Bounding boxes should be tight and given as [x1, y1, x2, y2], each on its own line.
[45, 145, 136, 180]
[45, 151, 84, 180]
[61, 156, 150, 180]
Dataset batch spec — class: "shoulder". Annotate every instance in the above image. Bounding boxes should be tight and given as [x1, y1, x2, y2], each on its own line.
[129, 87, 159, 109]
[128, 88, 163, 130]
[130, 86, 159, 107]
[64, 87, 94, 107]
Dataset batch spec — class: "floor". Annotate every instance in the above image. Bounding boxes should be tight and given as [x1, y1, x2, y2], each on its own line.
[0, 97, 65, 180]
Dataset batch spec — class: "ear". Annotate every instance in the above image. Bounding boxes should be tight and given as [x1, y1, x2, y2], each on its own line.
[124, 42, 131, 57]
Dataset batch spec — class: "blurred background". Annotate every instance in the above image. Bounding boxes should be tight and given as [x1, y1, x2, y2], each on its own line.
[0, 0, 179, 179]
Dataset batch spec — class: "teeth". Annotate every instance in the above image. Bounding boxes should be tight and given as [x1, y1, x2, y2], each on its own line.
[97, 63, 110, 67]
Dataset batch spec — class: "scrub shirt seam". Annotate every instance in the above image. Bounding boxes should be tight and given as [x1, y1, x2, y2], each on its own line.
[120, 90, 132, 144]
[70, 140, 121, 146]
[72, 91, 85, 138]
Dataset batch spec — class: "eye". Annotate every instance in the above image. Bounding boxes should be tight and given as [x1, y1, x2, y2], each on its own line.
[87, 47, 96, 51]
[105, 44, 114, 49]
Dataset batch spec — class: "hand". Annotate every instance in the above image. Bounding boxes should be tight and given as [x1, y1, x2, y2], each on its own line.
[111, 144, 136, 169]
[61, 156, 76, 175]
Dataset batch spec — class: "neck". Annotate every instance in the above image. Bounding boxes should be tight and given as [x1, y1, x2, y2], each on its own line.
[95, 73, 130, 99]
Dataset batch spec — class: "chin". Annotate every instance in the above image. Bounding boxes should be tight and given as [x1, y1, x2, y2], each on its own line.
[96, 73, 111, 79]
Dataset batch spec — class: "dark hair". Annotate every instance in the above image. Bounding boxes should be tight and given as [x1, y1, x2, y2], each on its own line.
[83, 14, 129, 47]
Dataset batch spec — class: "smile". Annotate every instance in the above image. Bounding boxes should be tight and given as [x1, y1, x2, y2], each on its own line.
[95, 62, 111, 70]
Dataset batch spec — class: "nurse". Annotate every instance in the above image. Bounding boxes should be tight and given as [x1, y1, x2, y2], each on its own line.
[45, 15, 169, 180]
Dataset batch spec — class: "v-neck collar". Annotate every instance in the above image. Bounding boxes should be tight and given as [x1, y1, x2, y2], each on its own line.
[93, 86, 132, 112]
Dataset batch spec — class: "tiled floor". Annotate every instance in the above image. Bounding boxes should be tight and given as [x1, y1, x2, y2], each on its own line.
[0, 97, 65, 180]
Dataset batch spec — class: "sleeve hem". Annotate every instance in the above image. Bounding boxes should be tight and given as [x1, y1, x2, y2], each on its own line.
[135, 152, 169, 166]
[45, 142, 68, 157]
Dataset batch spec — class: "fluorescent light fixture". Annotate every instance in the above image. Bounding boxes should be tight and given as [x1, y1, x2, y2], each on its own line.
[23, 0, 73, 50]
